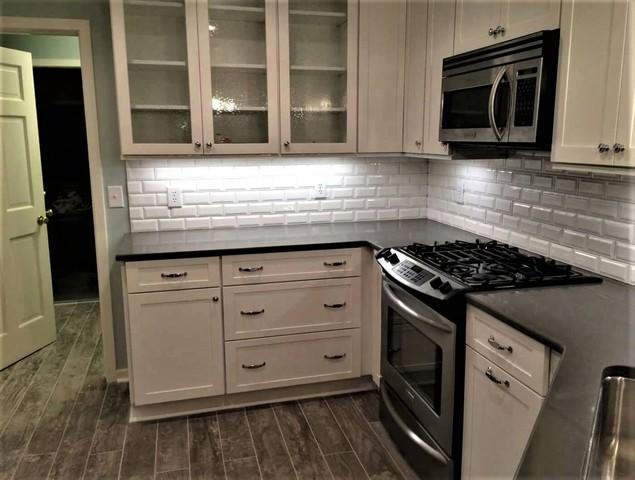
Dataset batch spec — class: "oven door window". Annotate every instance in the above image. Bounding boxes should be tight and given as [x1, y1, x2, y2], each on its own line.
[386, 307, 443, 415]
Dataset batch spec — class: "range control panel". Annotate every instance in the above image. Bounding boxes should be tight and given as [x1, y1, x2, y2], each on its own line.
[394, 261, 434, 286]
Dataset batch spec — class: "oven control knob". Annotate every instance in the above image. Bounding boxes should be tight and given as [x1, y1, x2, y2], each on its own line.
[430, 276, 443, 289]
[439, 281, 453, 294]
[387, 253, 400, 265]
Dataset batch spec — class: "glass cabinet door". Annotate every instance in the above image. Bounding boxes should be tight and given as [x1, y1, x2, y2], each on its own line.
[279, 0, 358, 153]
[197, 0, 279, 154]
[111, 0, 204, 155]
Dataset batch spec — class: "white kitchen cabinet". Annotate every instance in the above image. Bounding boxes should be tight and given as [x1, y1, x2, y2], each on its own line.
[358, 0, 407, 153]
[196, 0, 280, 154]
[111, 0, 280, 155]
[126, 288, 225, 405]
[422, 0, 455, 156]
[111, 0, 204, 155]
[614, 0, 634, 167]
[278, 0, 358, 153]
[402, 0, 428, 154]
[454, 0, 560, 54]
[462, 346, 544, 479]
[551, 0, 629, 166]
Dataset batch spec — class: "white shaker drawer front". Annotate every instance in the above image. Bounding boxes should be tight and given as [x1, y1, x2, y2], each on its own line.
[221, 249, 361, 285]
[225, 329, 361, 394]
[126, 257, 220, 293]
[127, 288, 225, 405]
[467, 305, 550, 395]
[223, 278, 361, 340]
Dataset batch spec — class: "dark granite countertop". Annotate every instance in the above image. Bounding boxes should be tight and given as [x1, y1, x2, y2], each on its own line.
[116, 219, 635, 478]
[115, 219, 483, 261]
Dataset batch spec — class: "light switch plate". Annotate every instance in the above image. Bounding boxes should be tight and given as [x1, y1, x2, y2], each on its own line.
[107, 185, 124, 208]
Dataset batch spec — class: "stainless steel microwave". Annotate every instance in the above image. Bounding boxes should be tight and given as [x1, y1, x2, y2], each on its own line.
[439, 30, 559, 149]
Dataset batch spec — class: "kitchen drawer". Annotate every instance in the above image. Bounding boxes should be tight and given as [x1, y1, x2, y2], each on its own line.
[467, 305, 550, 395]
[225, 329, 361, 393]
[223, 278, 361, 340]
[221, 248, 361, 285]
[126, 257, 220, 293]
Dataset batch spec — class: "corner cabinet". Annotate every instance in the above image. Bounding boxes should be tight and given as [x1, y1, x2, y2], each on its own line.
[111, 0, 280, 155]
[552, 0, 634, 167]
[278, 0, 358, 154]
[454, 0, 560, 55]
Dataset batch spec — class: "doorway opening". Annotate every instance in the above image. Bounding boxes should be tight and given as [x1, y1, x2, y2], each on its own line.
[0, 34, 99, 303]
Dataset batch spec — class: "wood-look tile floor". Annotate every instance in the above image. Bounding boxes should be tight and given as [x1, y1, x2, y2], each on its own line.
[0, 303, 419, 480]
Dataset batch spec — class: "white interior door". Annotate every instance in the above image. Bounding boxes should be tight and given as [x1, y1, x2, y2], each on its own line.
[0, 47, 55, 370]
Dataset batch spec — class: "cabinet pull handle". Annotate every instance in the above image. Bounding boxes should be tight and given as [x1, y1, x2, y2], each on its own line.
[487, 335, 513, 353]
[488, 27, 496, 36]
[161, 272, 188, 279]
[238, 266, 264, 272]
[242, 361, 266, 369]
[485, 367, 510, 388]
[613, 143, 625, 153]
[324, 353, 346, 360]
[240, 309, 265, 316]
[598, 143, 611, 153]
[323, 261, 346, 267]
[495, 25, 505, 35]
[324, 302, 346, 309]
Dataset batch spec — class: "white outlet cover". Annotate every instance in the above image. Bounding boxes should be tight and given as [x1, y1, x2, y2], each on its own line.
[313, 183, 327, 199]
[167, 187, 182, 208]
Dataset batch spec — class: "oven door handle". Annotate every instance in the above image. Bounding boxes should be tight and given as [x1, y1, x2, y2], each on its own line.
[381, 387, 449, 466]
[383, 282, 453, 333]
[488, 66, 510, 141]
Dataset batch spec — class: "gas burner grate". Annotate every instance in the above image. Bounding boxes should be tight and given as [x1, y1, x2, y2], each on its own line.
[401, 240, 595, 289]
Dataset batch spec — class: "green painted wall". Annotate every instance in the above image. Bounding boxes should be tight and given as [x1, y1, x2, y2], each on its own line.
[0, 0, 130, 369]
[0, 33, 80, 62]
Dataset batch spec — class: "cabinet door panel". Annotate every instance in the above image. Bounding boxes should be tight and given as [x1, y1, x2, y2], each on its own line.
[462, 347, 543, 480]
[111, 0, 203, 155]
[454, 0, 501, 54]
[279, 0, 358, 153]
[501, 0, 561, 41]
[127, 288, 224, 405]
[615, 1, 634, 167]
[402, 0, 428, 154]
[197, 0, 280, 154]
[423, 0, 455, 156]
[358, 0, 407, 153]
[552, 0, 627, 165]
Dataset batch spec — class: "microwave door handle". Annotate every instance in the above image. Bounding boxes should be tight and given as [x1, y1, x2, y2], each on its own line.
[380, 388, 449, 465]
[383, 282, 452, 333]
[488, 67, 508, 141]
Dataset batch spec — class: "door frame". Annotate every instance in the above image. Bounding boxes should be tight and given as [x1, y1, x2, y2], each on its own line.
[0, 16, 117, 381]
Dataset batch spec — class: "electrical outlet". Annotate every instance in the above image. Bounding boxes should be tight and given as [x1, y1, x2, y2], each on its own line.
[313, 183, 327, 199]
[107, 185, 124, 208]
[167, 187, 182, 208]
[455, 181, 465, 204]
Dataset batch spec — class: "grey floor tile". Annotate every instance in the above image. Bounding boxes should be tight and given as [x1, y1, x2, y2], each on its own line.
[156, 468, 190, 480]
[91, 382, 129, 453]
[188, 413, 225, 479]
[156, 417, 189, 473]
[246, 405, 295, 480]
[324, 452, 369, 480]
[225, 457, 261, 480]
[351, 392, 380, 423]
[83, 450, 122, 480]
[13, 453, 54, 480]
[300, 398, 351, 455]
[119, 421, 157, 480]
[218, 409, 256, 460]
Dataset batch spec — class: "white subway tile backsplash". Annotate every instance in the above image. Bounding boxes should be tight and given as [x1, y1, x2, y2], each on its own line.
[126, 156, 634, 283]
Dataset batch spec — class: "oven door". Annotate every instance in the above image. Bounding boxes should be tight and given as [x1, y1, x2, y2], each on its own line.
[440, 65, 513, 143]
[381, 279, 456, 456]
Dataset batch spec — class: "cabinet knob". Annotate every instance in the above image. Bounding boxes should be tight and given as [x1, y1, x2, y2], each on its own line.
[495, 25, 505, 35]
[283, 141, 290, 147]
[212, 296, 219, 302]
[415, 140, 422, 147]
[598, 143, 611, 153]
[194, 141, 202, 148]
[488, 27, 496, 36]
[206, 141, 213, 148]
[613, 143, 625, 153]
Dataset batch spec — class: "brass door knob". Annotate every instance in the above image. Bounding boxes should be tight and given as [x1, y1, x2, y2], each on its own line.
[37, 215, 49, 225]
[46, 209, 53, 218]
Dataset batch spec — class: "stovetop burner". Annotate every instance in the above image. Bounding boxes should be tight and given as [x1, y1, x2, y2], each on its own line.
[400, 239, 598, 289]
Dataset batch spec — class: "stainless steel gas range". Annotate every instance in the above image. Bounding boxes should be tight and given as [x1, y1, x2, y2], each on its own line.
[375, 240, 601, 479]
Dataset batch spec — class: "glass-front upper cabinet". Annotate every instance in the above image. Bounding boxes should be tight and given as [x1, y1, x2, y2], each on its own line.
[196, 0, 280, 154]
[278, 0, 358, 153]
[111, 0, 204, 155]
